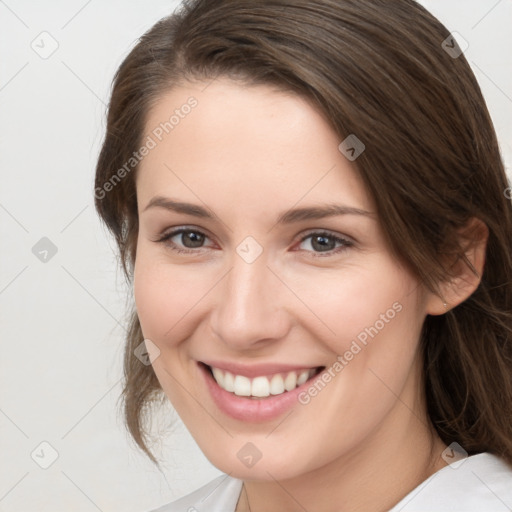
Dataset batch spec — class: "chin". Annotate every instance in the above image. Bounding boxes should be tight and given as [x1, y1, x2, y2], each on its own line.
[195, 432, 325, 482]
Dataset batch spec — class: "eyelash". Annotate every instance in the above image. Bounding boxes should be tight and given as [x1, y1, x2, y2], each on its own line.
[154, 227, 353, 257]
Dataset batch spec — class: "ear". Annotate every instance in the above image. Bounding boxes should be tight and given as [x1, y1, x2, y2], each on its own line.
[426, 217, 489, 316]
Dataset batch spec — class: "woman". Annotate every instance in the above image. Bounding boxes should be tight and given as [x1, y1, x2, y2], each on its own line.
[94, 0, 512, 510]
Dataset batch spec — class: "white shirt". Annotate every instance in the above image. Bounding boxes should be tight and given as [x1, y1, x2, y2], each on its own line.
[149, 452, 512, 511]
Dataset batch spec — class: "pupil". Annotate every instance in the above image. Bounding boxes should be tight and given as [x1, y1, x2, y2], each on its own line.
[312, 235, 334, 252]
[183, 231, 204, 248]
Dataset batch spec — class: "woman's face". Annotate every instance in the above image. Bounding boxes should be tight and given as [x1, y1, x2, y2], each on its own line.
[134, 78, 436, 480]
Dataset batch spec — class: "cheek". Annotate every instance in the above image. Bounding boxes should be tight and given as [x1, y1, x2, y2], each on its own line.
[313, 265, 425, 423]
[133, 251, 184, 343]
[291, 260, 419, 354]
[285, 268, 425, 466]
[133, 247, 216, 346]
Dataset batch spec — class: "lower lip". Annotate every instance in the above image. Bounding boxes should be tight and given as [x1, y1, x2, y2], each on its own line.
[199, 363, 319, 422]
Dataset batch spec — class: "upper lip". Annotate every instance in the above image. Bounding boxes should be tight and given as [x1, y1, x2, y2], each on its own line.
[200, 360, 323, 378]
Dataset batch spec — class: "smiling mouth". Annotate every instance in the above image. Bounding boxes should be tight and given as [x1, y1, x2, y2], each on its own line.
[202, 363, 324, 399]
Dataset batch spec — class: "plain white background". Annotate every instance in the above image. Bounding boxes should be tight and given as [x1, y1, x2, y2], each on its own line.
[0, 1, 511, 511]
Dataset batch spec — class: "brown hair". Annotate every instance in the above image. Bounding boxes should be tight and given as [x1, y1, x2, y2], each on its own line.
[95, 0, 512, 465]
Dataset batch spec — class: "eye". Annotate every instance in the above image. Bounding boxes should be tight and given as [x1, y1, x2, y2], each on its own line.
[296, 231, 353, 256]
[155, 227, 214, 254]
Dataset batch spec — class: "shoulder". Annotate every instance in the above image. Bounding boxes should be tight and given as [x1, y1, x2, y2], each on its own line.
[390, 452, 512, 511]
[147, 474, 243, 512]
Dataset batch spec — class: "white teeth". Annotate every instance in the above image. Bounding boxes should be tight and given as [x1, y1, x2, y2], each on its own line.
[233, 375, 251, 396]
[251, 376, 270, 397]
[212, 367, 224, 388]
[284, 372, 297, 391]
[269, 374, 285, 395]
[223, 371, 235, 392]
[210, 366, 317, 398]
[297, 370, 309, 386]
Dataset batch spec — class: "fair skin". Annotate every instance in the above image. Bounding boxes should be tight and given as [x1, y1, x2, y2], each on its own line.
[133, 79, 486, 512]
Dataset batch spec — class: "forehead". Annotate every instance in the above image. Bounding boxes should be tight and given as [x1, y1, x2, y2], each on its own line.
[137, 79, 373, 214]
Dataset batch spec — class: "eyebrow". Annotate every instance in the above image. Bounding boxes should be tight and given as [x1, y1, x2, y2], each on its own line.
[142, 196, 375, 224]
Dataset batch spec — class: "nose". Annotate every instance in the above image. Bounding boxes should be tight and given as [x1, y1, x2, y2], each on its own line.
[209, 252, 292, 351]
